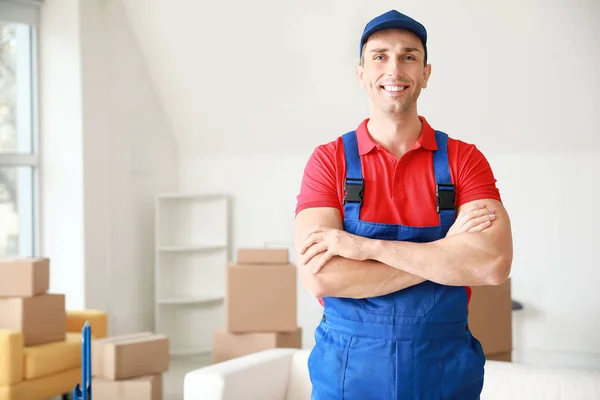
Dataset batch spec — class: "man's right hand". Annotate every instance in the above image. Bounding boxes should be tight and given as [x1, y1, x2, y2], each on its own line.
[447, 203, 496, 236]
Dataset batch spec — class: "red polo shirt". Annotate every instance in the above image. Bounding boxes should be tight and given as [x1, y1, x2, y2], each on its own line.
[296, 116, 502, 305]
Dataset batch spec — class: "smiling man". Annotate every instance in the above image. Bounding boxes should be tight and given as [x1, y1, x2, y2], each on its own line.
[294, 9, 513, 400]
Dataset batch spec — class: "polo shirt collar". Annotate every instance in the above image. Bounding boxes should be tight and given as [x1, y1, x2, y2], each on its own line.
[356, 116, 438, 155]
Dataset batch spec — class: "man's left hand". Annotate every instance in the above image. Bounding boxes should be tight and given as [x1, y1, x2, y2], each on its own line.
[299, 226, 370, 273]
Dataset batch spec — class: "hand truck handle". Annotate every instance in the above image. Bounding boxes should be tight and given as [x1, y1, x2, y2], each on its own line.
[72, 321, 92, 400]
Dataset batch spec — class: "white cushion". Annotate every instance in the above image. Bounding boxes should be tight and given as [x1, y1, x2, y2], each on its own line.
[285, 351, 311, 400]
[481, 360, 600, 400]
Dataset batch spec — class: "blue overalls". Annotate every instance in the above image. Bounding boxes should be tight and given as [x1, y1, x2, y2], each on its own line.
[308, 130, 486, 400]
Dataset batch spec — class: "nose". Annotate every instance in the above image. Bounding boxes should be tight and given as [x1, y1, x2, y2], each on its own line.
[387, 59, 404, 77]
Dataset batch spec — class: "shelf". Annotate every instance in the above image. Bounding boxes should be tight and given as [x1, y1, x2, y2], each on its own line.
[157, 295, 224, 305]
[155, 192, 230, 355]
[158, 244, 227, 252]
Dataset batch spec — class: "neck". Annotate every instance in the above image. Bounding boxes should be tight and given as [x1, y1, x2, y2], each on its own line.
[366, 107, 422, 158]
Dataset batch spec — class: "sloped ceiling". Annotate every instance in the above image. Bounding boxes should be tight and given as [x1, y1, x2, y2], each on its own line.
[121, 0, 600, 156]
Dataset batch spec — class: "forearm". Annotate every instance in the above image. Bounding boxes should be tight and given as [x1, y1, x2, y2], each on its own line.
[369, 232, 511, 286]
[298, 255, 424, 299]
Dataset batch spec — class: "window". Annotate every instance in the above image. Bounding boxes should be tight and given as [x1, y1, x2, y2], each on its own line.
[0, 1, 41, 258]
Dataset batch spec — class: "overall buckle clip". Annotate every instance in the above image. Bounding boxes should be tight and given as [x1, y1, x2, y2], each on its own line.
[436, 183, 455, 212]
[344, 178, 364, 205]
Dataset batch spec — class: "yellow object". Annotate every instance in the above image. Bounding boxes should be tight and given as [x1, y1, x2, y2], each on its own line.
[0, 331, 22, 386]
[66, 309, 108, 338]
[0, 309, 108, 400]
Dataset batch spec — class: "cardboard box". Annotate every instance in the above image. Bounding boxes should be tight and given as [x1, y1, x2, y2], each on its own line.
[0, 293, 65, 346]
[0, 258, 49, 297]
[487, 351, 512, 362]
[237, 248, 289, 264]
[92, 332, 154, 375]
[468, 278, 512, 357]
[92, 333, 169, 380]
[226, 249, 297, 333]
[92, 374, 162, 400]
[213, 327, 302, 363]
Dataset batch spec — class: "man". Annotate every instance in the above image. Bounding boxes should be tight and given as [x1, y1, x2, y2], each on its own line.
[294, 9, 513, 400]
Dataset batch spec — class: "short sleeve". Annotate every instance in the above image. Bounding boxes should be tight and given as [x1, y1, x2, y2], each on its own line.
[295, 143, 341, 216]
[454, 143, 502, 207]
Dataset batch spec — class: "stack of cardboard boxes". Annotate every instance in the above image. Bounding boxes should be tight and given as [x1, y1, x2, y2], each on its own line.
[468, 278, 513, 361]
[0, 258, 66, 346]
[213, 248, 302, 363]
[91, 332, 170, 399]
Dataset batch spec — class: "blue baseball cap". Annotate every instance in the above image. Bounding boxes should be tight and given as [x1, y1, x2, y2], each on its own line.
[359, 10, 428, 60]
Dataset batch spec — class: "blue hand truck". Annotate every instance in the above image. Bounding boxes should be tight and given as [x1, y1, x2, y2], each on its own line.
[72, 321, 92, 400]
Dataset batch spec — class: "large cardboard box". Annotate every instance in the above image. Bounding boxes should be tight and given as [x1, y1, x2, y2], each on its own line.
[487, 351, 512, 362]
[226, 248, 297, 333]
[468, 278, 512, 360]
[92, 374, 162, 400]
[92, 333, 170, 380]
[0, 258, 49, 297]
[213, 327, 302, 363]
[0, 293, 65, 346]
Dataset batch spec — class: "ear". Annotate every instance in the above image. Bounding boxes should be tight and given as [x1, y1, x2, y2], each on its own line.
[422, 63, 432, 89]
[355, 64, 365, 88]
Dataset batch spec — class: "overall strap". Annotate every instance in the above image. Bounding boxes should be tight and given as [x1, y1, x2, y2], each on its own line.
[433, 131, 456, 228]
[341, 131, 363, 222]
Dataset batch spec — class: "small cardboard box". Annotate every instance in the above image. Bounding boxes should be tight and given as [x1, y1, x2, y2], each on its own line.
[468, 278, 512, 358]
[0, 293, 66, 346]
[226, 249, 297, 333]
[0, 258, 49, 297]
[237, 248, 289, 264]
[213, 327, 302, 363]
[92, 333, 169, 380]
[92, 374, 162, 400]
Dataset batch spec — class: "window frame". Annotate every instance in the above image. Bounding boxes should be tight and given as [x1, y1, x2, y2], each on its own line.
[0, 0, 42, 257]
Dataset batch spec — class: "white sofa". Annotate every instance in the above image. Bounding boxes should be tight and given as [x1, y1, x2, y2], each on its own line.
[184, 348, 600, 400]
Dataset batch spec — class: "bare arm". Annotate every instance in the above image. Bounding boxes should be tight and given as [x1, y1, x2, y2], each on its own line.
[368, 199, 513, 286]
[294, 207, 424, 299]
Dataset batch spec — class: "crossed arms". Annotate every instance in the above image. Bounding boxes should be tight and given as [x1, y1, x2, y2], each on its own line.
[293, 199, 513, 299]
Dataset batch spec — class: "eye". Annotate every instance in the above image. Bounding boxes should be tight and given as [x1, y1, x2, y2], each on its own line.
[373, 55, 386, 61]
[404, 55, 417, 61]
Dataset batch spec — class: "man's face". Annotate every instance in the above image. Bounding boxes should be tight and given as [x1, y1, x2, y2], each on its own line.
[356, 29, 431, 116]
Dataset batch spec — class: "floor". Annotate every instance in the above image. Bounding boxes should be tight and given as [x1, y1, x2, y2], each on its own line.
[164, 354, 212, 400]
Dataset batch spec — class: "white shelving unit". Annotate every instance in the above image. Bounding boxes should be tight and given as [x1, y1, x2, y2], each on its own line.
[154, 193, 231, 356]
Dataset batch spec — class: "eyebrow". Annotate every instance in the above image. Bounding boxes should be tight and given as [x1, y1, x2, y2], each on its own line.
[369, 47, 421, 53]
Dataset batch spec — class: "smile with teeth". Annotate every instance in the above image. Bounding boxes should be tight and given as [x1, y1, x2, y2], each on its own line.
[382, 85, 408, 92]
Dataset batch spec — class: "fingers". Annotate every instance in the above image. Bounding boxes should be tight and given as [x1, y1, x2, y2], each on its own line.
[300, 229, 324, 255]
[464, 213, 496, 232]
[312, 250, 333, 274]
[457, 205, 496, 231]
[468, 220, 492, 232]
[301, 242, 328, 265]
[453, 204, 484, 229]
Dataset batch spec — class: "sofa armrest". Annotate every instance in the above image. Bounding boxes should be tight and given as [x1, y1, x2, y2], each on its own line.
[66, 310, 108, 338]
[0, 329, 24, 386]
[482, 360, 600, 400]
[184, 348, 299, 400]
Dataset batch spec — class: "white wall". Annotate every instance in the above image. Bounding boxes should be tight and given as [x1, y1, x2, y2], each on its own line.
[40, 0, 600, 366]
[39, 0, 85, 310]
[39, 0, 178, 334]
[123, 0, 600, 365]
